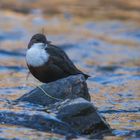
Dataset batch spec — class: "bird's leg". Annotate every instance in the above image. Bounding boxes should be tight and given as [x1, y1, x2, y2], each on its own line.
[26, 71, 30, 81]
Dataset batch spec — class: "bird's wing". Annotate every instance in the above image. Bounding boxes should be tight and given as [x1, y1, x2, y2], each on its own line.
[46, 44, 83, 75]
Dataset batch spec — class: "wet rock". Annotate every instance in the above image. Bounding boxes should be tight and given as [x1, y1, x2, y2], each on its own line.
[0, 102, 76, 136]
[16, 74, 90, 106]
[0, 98, 111, 137]
[49, 98, 111, 135]
[0, 74, 111, 138]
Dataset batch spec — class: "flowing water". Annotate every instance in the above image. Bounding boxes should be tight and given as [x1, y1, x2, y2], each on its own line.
[0, 8, 140, 140]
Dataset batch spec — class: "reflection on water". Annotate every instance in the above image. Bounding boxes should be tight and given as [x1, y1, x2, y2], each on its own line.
[0, 9, 140, 139]
[0, 124, 63, 140]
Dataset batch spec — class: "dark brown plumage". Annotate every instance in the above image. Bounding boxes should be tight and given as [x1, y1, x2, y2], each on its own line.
[26, 33, 90, 83]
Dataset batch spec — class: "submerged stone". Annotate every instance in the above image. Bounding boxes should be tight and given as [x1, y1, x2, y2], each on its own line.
[0, 107, 76, 136]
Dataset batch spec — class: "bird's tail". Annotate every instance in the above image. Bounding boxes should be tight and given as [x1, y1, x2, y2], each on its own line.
[83, 73, 90, 80]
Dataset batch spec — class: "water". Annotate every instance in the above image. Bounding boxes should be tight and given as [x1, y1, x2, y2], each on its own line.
[0, 9, 140, 139]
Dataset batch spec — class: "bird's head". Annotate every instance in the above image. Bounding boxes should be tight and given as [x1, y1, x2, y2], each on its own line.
[28, 33, 51, 49]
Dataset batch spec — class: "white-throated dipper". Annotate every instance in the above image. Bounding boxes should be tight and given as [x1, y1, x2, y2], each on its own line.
[26, 33, 90, 83]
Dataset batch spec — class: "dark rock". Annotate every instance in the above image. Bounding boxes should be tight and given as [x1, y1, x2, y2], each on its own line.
[0, 98, 111, 137]
[51, 98, 111, 135]
[0, 74, 111, 138]
[0, 106, 76, 136]
[16, 74, 90, 106]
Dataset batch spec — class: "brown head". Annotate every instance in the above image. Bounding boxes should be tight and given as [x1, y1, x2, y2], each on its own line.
[28, 33, 51, 49]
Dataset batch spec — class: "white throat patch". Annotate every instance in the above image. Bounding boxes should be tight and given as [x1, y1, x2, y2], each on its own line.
[26, 43, 49, 67]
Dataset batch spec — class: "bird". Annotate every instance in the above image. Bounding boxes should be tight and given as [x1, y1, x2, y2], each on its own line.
[26, 33, 90, 83]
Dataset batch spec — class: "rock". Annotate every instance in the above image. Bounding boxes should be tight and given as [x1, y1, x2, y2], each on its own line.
[0, 98, 111, 137]
[0, 111, 76, 135]
[0, 74, 111, 138]
[49, 98, 111, 135]
[0, 101, 76, 136]
[16, 74, 90, 106]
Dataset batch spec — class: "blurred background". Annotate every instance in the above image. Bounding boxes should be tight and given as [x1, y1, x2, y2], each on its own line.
[0, 0, 140, 139]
